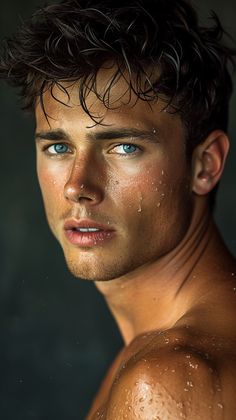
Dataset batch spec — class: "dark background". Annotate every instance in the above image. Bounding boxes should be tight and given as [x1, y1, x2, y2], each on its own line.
[0, 1, 235, 419]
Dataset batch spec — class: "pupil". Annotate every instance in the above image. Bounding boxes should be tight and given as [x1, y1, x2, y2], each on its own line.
[124, 144, 135, 153]
[55, 144, 66, 153]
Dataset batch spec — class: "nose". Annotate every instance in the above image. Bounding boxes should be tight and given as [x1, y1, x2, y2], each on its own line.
[64, 156, 104, 205]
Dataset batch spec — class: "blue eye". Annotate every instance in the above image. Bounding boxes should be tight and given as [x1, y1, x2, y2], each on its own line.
[47, 143, 69, 154]
[122, 144, 137, 154]
[111, 144, 140, 155]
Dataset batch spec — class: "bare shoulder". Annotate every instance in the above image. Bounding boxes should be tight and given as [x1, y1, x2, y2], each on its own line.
[104, 327, 236, 419]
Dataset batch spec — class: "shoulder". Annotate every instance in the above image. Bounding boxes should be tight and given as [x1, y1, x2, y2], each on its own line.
[105, 329, 234, 419]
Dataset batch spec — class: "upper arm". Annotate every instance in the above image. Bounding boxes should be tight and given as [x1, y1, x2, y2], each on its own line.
[105, 348, 225, 420]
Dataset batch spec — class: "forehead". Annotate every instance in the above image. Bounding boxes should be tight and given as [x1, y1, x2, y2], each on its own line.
[35, 67, 184, 140]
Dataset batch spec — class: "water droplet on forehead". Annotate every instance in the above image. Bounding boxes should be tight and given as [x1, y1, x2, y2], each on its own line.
[80, 184, 84, 189]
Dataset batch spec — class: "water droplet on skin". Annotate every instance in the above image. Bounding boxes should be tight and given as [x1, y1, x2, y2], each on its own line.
[189, 361, 198, 369]
[185, 354, 191, 359]
[153, 128, 157, 134]
[157, 202, 161, 207]
[139, 397, 145, 402]
[128, 406, 132, 411]
[171, 369, 176, 373]
[165, 338, 170, 344]
[159, 180, 162, 185]
[233, 287, 236, 292]
[231, 272, 235, 276]
[217, 403, 223, 409]
[137, 195, 143, 213]
[80, 184, 84, 189]
[161, 170, 164, 176]
[186, 381, 194, 387]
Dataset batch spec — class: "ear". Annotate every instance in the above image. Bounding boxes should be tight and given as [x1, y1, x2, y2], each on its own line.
[192, 130, 229, 195]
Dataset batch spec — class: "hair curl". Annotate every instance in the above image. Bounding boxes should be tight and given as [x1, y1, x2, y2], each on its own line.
[0, 0, 235, 152]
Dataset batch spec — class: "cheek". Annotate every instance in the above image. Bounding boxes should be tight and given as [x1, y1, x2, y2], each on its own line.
[108, 163, 168, 215]
[37, 161, 68, 219]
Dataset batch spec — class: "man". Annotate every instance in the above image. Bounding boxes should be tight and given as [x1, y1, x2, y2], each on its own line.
[1, 0, 236, 418]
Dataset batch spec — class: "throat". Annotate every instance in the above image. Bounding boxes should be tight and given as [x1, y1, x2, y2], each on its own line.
[96, 209, 216, 345]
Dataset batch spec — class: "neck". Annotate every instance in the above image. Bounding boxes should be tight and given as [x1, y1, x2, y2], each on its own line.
[95, 198, 231, 345]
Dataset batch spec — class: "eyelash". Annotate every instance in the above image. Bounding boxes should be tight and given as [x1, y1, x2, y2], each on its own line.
[43, 143, 72, 156]
[109, 143, 142, 156]
[42, 142, 142, 157]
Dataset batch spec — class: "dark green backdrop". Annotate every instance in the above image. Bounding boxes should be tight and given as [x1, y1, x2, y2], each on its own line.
[0, 1, 235, 419]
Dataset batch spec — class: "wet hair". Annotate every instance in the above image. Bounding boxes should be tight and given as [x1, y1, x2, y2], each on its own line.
[0, 0, 235, 205]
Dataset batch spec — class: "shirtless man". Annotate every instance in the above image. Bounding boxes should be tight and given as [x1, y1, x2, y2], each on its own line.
[1, 0, 236, 418]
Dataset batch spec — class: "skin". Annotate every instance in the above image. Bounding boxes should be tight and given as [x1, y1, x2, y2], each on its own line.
[35, 73, 236, 419]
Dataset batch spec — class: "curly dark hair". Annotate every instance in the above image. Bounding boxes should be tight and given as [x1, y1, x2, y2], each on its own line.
[0, 0, 235, 152]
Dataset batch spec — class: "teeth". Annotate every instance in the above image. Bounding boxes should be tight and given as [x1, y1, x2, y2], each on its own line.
[76, 228, 100, 232]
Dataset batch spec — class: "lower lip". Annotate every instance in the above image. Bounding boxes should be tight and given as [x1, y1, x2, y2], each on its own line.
[64, 229, 115, 247]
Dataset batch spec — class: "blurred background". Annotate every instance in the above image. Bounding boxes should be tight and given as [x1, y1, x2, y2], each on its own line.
[0, 0, 235, 418]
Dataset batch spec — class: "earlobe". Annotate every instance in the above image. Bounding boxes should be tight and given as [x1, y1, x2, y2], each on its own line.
[192, 130, 230, 195]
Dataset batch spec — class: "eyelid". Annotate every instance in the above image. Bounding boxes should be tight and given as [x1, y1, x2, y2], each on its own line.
[42, 142, 73, 155]
[108, 142, 142, 154]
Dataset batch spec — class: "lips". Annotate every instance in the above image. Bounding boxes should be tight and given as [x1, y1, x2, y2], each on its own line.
[63, 218, 115, 247]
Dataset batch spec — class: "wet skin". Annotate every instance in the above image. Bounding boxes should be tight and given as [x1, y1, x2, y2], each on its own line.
[35, 83, 192, 283]
[35, 77, 236, 419]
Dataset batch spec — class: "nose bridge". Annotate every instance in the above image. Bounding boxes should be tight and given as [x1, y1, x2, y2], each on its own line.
[64, 149, 104, 204]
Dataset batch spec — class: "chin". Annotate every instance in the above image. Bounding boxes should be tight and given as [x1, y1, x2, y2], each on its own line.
[64, 252, 149, 282]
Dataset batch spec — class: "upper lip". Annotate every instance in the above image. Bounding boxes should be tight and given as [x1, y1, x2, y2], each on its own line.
[64, 218, 114, 231]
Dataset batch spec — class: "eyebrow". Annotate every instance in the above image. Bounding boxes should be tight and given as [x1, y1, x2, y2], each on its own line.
[35, 127, 159, 143]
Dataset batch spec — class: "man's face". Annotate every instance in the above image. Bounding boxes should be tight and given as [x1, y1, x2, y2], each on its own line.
[35, 76, 193, 281]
